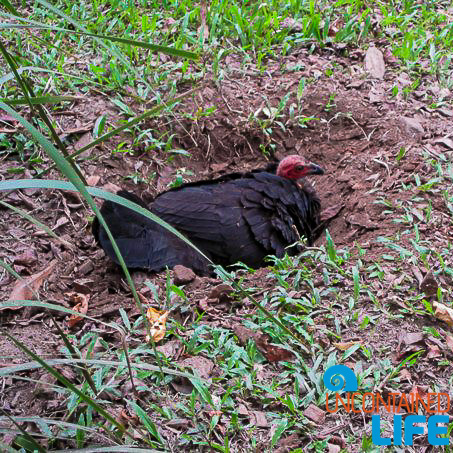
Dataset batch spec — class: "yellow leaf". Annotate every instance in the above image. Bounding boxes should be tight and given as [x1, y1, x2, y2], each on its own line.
[146, 307, 169, 343]
[333, 341, 363, 351]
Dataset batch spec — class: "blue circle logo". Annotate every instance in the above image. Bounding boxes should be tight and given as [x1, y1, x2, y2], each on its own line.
[323, 365, 358, 392]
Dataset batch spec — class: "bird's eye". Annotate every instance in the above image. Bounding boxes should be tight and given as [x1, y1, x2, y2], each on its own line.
[295, 165, 305, 171]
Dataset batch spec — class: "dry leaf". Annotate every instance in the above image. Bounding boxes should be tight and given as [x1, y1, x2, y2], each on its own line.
[3, 260, 57, 311]
[198, 0, 209, 43]
[402, 332, 424, 346]
[445, 335, 453, 353]
[432, 301, 453, 327]
[420, 271, 438, 297]
[409, 384, 428, 400]
[427, 343, 442, 359]
[250, 411, 268, 427]
[13, 249, 38, 267]
[255, 334, 295, 362]
[399, 368, 412, 381]
[364, 46, 385, 79]
[433, 137, 453, 150]
[67, 292, 90, 328]
[320, 204, 344, 222]
[333, 341, 363, 351]
[233, 325, 258, 344]
[178, 356, 214, 379]
[146, 307, 169, 342]
[400, 116, 424, 137]
[327, 444, 341, 453]
[86, 175, 100, 186]
[303, 404, 326, 424]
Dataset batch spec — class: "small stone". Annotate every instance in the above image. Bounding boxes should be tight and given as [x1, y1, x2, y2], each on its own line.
[173, 265, 196, 285]
[400, 116, 424, 138]
[328, 444, 341, 453]
[303, 404, 326, 424]
[209, 283, 234, 302]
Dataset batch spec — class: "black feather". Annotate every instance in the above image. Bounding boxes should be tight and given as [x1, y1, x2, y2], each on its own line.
[93, 163, 322, 275]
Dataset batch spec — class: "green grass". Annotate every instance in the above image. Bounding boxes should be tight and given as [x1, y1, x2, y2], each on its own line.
[1, 0, 452, 172]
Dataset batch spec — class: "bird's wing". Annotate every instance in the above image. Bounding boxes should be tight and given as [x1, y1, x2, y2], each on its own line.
[93, 190, 211, 274]
[240, 173, 321, 254]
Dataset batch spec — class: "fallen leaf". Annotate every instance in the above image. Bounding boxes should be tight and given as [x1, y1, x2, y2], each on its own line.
[118, 409, 139, 427]
[303, 404, 326, 424]
[156, 339, 183, 359]
[0, 113, 17, 123]
[420, 271, 438, 297]
[53, 216, 70, 230]
[432, 301, 453, 327]
[399, 369, 412, 381]
[209, 284, 234, 302]
[433, 137, 453, 150]
[86, 175, 100, 186]
[411, 266, 424, 286]
[327, 444, 341, 453]
[3, 260, 57, 311]
[13, 249, 38, 267]
[436, 108, 453, 118]
[409, 384, 428, 400]
[250, 411, 268, 427]
[427, 343, 442, 359]
[333, 341, 363, 351]
[364, 46, 385, 79]
[67, 292, 90, 328]
[170, 377, 193, 394]
[233, 325, 258, 344]
[400, 116, 424, 137]
[402, 332, 424, 346]
[178, 356, 215, 379]
[445, 335, 453, 354]
[274, 434, 301, 453]
[165, 418, 191, 429]
[255, 334, 295, 362]
[102, 182, 122, 194]
[210, 162, 229, 173]
[198, 0, 209, 43]
[320, 204, 344, 222]
[346, 213, 378, 229]
[146, 307, 169, 342]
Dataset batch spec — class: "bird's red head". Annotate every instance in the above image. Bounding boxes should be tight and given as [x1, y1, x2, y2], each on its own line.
[276, 155, 324, 180]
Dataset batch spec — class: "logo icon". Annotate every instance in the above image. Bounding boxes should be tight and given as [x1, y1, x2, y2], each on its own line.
[323, 364, 358, 392]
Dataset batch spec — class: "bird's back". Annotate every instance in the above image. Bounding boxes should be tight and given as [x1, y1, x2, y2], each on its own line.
[150, 170, 321, 268]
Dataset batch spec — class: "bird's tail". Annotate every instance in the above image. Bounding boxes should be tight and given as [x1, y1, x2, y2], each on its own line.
[92, 190, 211, 275]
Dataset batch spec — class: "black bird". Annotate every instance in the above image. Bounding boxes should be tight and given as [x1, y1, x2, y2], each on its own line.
[93, 155, 324, 275]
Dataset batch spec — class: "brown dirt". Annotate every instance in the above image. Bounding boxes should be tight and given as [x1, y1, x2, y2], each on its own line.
[1, 44, 452, 451]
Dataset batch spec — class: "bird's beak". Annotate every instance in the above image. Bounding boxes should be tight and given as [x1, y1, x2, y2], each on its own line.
[306, 163, 325, 175]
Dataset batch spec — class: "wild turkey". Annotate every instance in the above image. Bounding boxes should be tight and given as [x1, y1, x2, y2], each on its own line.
[93, 155, 324, 275]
